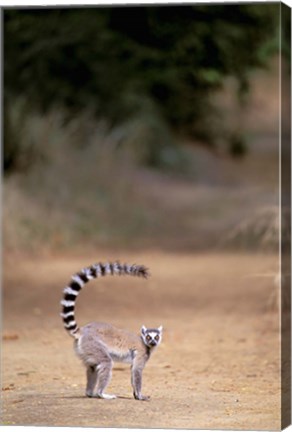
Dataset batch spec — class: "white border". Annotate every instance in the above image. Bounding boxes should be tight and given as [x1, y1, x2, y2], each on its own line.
[0, 0, 291, 6]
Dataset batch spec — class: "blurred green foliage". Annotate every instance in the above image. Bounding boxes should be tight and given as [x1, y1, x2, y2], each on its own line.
[4, 4, 280, 173]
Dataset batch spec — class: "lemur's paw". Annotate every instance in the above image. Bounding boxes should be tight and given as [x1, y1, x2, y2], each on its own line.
[97, 393, 117, 400]
[134, 393, 150, 401]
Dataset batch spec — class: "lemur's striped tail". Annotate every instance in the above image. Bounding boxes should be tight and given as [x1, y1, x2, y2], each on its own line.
[61, 261, 149, 339]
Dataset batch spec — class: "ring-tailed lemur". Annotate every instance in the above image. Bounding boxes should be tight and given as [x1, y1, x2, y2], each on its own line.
[61, 261, 163, 401]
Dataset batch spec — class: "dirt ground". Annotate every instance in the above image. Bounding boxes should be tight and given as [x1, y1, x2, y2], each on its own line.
[2, 251, 280, 429]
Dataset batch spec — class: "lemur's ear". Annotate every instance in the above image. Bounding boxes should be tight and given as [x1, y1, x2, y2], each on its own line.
[158, 325, 163, 333]
[141, 325, 147, 335]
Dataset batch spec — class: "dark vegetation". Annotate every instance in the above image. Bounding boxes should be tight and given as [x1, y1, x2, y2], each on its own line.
[3, 4, 289, 253]
[4, 4, 282, 173]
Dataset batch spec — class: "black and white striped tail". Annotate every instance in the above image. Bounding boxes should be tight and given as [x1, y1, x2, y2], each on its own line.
[61, 261, 149, 338]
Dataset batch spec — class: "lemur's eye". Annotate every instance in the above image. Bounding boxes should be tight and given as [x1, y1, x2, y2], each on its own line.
[146, 335, 151, 341]
[154, 335, 159, 341]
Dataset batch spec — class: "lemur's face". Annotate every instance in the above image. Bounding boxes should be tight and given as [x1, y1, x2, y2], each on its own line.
[141, 325, 163, 348]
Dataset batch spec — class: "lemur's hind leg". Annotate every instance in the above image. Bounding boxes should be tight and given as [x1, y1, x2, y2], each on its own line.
[96, 357, 116, 399]
[84, 342, 116, 399]
[86, 365, 98, 397]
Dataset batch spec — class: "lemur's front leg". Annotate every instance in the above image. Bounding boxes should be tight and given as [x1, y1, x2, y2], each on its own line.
[131, 359, 150, 401]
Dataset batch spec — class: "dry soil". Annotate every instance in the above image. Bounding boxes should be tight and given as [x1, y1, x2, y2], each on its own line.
[2, 251, 280, 429]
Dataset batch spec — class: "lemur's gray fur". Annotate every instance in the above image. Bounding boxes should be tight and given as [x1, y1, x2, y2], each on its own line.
[61, 261, 162, 401]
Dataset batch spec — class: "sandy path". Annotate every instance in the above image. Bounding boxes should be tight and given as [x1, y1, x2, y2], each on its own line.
[2, 252, 280, 429]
